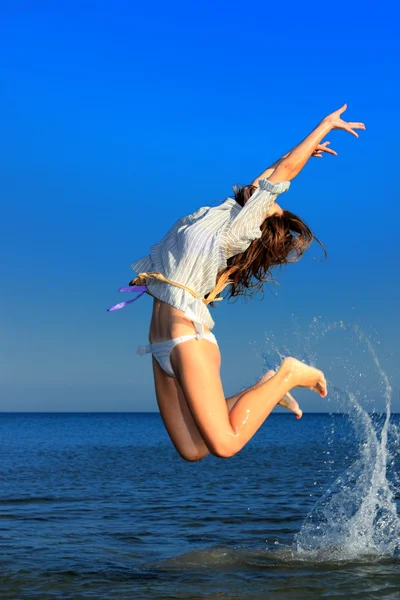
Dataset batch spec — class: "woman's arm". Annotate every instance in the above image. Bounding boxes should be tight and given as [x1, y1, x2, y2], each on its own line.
[223, 105, 365, 258]
[267, 104, 365, 184]
[249, 104, 357, 187]
[252, 142, 337, 186]
[255, 150, 291, 182]
[266, 120, 332, 184]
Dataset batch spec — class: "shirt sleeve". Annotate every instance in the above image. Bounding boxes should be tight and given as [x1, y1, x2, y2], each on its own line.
[222, 178, 290, 258]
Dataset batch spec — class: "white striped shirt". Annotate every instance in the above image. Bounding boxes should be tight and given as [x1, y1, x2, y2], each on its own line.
[131, 178, 290, 334]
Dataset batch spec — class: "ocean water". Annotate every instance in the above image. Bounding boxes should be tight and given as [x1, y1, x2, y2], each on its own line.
[1, 409, 399, 600]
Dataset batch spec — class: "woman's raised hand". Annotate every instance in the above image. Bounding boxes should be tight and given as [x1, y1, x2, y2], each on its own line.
[323, 104, 366, 138]
[312, 141, 338, 158]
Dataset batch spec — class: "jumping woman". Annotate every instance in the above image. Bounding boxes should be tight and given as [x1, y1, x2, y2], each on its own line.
[108, 104, 365, 461]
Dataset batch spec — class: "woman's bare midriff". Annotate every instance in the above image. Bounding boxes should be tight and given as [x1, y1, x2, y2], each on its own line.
[149, 297, 211, 344]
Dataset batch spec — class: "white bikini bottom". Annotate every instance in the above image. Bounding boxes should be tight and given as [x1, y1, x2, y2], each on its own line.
[137, 332, 218, 378]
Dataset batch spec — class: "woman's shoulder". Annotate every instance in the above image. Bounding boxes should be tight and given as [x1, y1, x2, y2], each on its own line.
[195, 197, 241, 221]
[185, 198, 240, 230]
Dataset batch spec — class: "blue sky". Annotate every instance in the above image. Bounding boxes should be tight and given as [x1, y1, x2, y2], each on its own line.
[1, 0, 398, 413]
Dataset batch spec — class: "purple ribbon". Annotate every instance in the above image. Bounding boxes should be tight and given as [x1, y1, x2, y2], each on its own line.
[107, 285, 147, 312]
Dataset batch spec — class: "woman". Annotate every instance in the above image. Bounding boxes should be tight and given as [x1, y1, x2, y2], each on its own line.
[109, 104, 365, 461]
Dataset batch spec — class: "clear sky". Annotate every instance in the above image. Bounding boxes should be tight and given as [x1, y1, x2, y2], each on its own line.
[1, 0, 399, 413]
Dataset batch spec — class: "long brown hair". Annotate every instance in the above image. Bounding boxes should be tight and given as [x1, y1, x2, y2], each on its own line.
[207, 184, 326, 303]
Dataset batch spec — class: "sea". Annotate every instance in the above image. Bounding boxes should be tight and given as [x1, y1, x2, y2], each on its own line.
[1, 325, 399, 599]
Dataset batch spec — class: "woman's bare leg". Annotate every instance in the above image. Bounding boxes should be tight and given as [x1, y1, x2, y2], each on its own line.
[148, 300, 324, 460]
[152, 356, 210, 462]
[153, 361, 298, 462]
[263, 370, 303, 419]
[168, 338, 327, 459]
[226, 371, 303, 419]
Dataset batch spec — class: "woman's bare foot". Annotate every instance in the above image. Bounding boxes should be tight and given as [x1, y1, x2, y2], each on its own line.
[280, 357, 327, 398]
[262, 370, 303, 419]
[278, 390, 303, 419]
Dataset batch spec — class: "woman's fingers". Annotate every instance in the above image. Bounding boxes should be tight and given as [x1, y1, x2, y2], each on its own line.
[345, 126, 359, 138]
[342, 121, 366, 137]
[321, 146, 338, 156]
[348, 122, 366, 129]
[313, 141, 338, 157]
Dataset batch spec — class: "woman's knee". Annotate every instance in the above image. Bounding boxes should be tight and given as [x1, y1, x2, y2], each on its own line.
[178, 443, 237, 461]
[177, 447, 209, 462]
[207, 438, 240, 459]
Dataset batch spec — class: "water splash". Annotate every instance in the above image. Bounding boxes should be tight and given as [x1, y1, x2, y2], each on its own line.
[294, 321, 400, 560]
